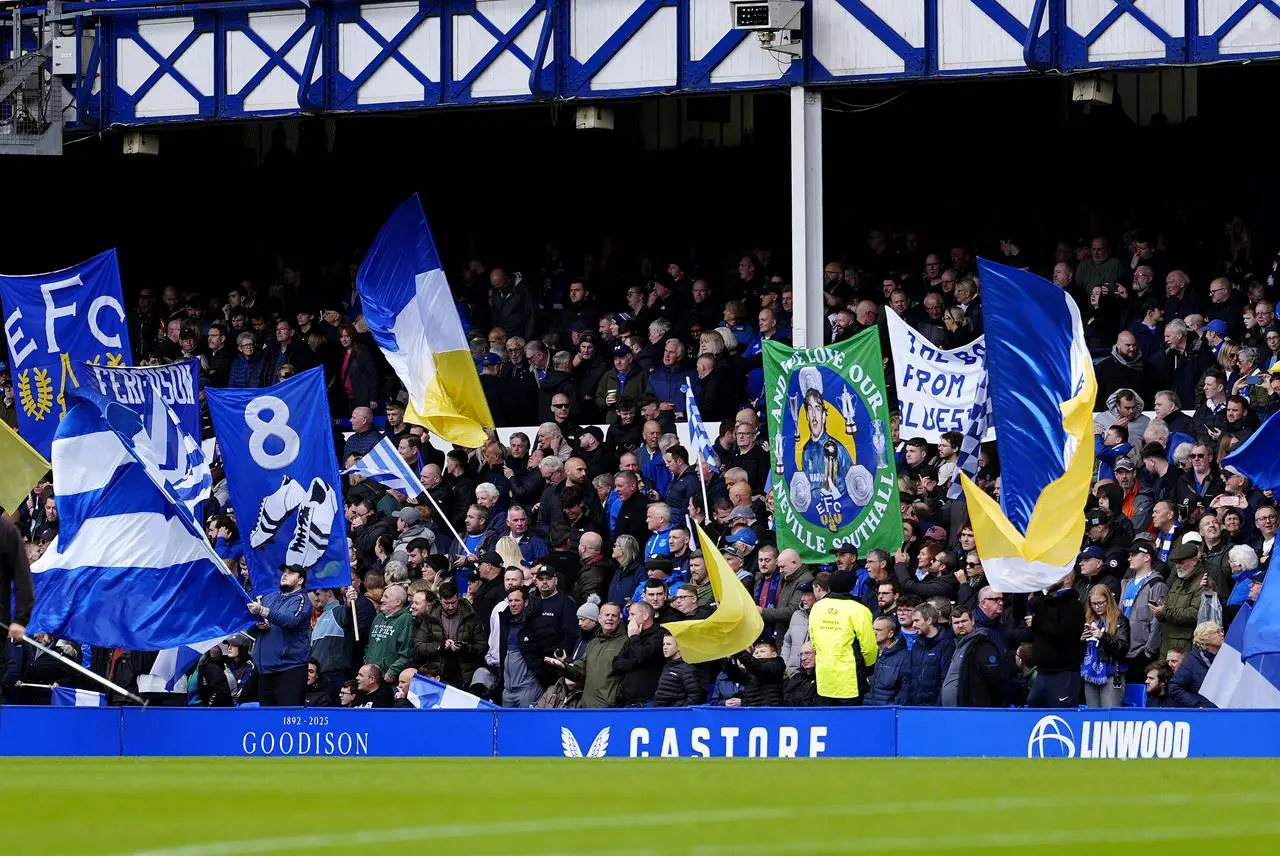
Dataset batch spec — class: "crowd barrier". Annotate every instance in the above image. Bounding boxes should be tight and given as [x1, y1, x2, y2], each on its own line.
[3, 706, 1279, 759]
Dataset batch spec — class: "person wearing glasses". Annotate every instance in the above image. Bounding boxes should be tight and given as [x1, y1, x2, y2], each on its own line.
[1253, 505, 1278, 567]
[1171, 443, 1225, 514]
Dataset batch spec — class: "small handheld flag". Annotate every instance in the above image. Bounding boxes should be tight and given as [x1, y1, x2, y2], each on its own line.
[342, 434, 425, 498]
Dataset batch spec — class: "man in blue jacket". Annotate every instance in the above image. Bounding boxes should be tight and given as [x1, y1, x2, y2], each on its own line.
[248, 564, 312, 706]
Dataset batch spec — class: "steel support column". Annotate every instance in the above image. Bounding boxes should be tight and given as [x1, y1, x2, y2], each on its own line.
[789, 85, 823, 349]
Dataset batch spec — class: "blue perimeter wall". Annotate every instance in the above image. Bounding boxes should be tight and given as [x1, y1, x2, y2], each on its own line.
[6, 707, 1280, 758]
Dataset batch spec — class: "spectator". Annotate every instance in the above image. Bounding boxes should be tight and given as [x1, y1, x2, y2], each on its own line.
[809, 568, 878, 705]
[940, 605, 1004, 707]
[1080, 584, 1130, 708]
[653, 632, 703, 706]
[1168, 621, 1225, 708]
[1156, 542, 1206, 657]
[1026, 573, 1085, 708]
[498, 586, 558, 707]
[247, 564, 312, 706]
[865, 615, 911, 705]
[612, 601, 666, 706]
[906, 602, 955, 706]
[363, 584, 414, 687]
[553, 601, 626, 707]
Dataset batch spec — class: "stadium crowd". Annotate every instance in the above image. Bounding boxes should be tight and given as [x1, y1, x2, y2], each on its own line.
[3, 220, 1277, 712]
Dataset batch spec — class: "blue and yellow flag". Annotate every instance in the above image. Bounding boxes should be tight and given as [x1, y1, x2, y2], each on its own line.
[356, 195, 493, 448]
[960, 260, 1097, 593]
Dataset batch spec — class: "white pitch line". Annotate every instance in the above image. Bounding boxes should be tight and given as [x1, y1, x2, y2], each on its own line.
[691, 820, 1280, 855]
[122, 789, 1279, 856]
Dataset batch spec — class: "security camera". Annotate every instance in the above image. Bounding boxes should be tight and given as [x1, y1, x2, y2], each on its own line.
[730, 1, 803, 31]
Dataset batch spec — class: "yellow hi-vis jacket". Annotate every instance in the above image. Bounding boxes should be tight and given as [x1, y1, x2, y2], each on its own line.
[808, 594, 878, 699]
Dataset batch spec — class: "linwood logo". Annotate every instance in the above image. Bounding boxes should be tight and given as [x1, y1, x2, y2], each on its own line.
[561, 726, 610, 758]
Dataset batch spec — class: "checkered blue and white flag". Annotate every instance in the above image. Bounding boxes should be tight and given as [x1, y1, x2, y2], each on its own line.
[685, 375, 718, 473]
[342, 434, 424, 497]
[948, 369, 990, 500]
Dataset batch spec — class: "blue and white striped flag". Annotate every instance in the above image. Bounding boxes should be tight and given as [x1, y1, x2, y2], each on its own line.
[948, 370, 990, 501]
[684, 375, 718, 473]
[51, 686, 107, 707]
[137, 640, 223, 694]
[342, 434, 424, 497]
[86, 360, 210, 520]
[407, 673, 495, 709]
[27, 386, 254, 650]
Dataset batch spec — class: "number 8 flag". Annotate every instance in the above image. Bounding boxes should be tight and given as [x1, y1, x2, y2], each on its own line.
[206, 367, 351, 594]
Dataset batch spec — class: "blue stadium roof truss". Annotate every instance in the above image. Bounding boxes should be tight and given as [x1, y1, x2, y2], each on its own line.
[3, 0, 1276, 129]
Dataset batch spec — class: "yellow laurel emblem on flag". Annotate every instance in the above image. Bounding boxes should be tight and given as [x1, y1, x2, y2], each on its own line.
[87, 352, 126, 367]
[17, 368, 54, 420]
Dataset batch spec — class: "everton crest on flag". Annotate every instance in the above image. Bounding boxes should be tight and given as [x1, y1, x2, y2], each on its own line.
[763, 328, 902, 563]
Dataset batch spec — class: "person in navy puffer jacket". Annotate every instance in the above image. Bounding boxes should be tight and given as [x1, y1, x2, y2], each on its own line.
[865, 615, 912, 705]
[906, 603, 955, 705]
[647, 340, 697, 418]
[227, 331, 265, 388]
[248, 564, 312, 706]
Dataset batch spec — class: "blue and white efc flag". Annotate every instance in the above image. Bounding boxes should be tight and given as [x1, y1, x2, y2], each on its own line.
[51, 687, 107, 707]
[206, 367, 351, 594]
[0, 249, 133, 457]
[84, 359, 209, 518]
[684, 375, 718, 473]
[341, 434, 424, 498]
[406, 673, 495, 709]
[28, 387, 254, 650]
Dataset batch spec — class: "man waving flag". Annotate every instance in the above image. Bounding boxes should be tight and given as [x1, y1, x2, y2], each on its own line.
[356, 195, 493, 448]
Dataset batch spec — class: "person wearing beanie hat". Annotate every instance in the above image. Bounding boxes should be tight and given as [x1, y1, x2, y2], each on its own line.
[808, 564, 877, 705]
[571, 596, 602, 661]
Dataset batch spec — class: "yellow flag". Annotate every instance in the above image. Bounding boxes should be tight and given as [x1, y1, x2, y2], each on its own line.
[403, 349, 492, 449]
[665, 521, 765, 664]
[0, 419, 51, 516]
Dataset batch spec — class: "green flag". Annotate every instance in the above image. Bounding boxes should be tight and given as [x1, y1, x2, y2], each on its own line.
[763, 329, 902, 563]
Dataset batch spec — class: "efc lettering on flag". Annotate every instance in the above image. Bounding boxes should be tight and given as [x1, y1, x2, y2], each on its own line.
[28, 386, 252, 650]
[762, 328, 902, 563]
[356, 194, 493, 448]
[342, 434, 425, 498]
[0, 250, 133, 458]
[960, 259, 1097, 594]
[665, 522, 765, 664]
[206, 367, 351, 594]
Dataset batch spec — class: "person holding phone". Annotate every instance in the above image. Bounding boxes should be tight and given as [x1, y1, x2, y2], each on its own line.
[1119, 541, 1168, 682]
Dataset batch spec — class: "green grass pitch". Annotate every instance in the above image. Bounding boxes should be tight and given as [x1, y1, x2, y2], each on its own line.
[7, 758, 1280, 854]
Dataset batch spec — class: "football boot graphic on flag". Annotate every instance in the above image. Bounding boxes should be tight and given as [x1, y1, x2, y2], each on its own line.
[250, 475, 339, 569]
